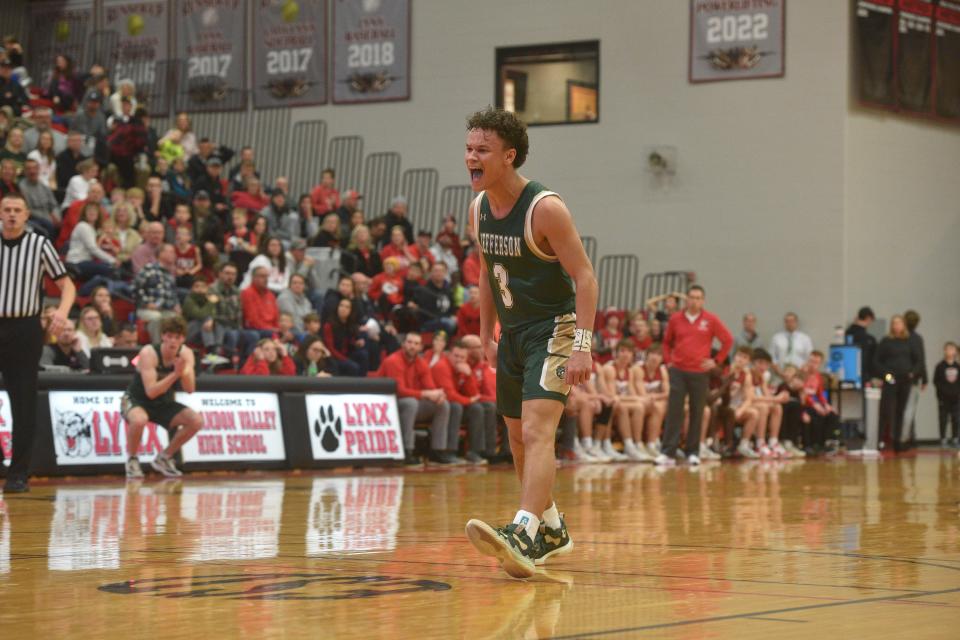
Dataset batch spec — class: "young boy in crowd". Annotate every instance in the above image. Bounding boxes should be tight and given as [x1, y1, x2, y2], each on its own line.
[934, 342, 960, 448]
[775, 365, 807, 457]
[801, 351, 840, 456]
[174, 225, 202, 289]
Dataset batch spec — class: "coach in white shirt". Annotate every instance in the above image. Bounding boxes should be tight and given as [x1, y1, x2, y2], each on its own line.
[770, 312, 814, 370]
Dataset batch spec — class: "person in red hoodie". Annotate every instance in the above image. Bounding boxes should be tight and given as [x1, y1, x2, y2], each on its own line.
[431, 339, 487, 464]
[463, 333, 507, 462]
[240, 266, 279, 340]
[240, 337, 295, 376]
[456, 285, 481, 337]
[377, 331, 456, 466]
[657, 284, 733, 467]
[57, 180, 107, 249]
[230, 175, 270, 217]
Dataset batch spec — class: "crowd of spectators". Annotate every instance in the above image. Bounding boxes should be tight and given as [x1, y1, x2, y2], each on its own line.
[4, 43, 953, 468]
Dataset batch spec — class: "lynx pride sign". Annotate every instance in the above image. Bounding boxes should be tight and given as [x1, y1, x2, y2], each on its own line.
[305, 393, 403, 460]
[47, 391, 170, 466]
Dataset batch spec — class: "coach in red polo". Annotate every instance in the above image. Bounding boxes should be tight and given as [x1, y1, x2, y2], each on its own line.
[658, 285, 733, 466]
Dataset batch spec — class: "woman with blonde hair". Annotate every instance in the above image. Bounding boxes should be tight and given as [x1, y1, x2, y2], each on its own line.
[240, 338, 295, 376]
[75, 305, 114, 357]
[874, 314, 923, 452]
[27, 130, 57, 188]
[341, 223, 382, 276]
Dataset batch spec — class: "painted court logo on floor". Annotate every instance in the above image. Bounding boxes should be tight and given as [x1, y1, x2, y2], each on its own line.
[98, 573, 450, 600]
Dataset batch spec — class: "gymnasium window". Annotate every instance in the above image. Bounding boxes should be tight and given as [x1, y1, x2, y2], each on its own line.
[495, 40, 600, 126]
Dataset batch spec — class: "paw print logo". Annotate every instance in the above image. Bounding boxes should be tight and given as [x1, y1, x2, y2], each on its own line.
[313, 405, 342, 453]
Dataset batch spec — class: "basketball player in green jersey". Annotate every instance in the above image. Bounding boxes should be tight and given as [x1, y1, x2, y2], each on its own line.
[463, 108, 598, 579]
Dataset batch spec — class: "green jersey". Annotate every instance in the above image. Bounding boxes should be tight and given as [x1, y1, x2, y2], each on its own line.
[473, 180, 575, 331]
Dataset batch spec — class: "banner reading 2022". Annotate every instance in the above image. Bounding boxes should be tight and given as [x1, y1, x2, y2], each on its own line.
[254, 0, 327, 109]
[176, 0, 248, 112]
[689, 0, 785, 83]
[332, 0, 411, 104]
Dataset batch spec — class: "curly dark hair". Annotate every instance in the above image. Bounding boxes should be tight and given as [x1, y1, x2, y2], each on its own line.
[466, 107, 529, 168]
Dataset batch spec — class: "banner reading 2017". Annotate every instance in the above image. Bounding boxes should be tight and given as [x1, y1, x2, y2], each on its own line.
[332, 0, 411, 104]
[176, 0, 248, 112]
[689, 0, 785, 83]
[254, 0, 327, 109]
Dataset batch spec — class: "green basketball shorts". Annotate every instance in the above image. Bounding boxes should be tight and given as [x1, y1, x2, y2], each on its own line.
[496, 313, 576, 419]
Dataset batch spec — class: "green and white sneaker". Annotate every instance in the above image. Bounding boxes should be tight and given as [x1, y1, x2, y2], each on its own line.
[125, 457, 144, 480]
[465, 519, 540, 579]
[535, 515, 574, 565]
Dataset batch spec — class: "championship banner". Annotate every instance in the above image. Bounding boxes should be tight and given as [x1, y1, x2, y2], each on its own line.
[689, 0, 786, 83]
[331, 0, 411, 104]
[305, 393, 404, 460]
[0, 391, 10, 468]
[103, 0, 171, 114]
[935, 1, 960, 118]
[896, 0, 934, 113]
[253, 0, 328, 109]
[27, 0, 94, 90]
[48, 391, 170, 466]
[181, 481, 284, 561]
[175, 0, 248, 112]
[175, 392, 286, 463]
[306, 476, 403, 554]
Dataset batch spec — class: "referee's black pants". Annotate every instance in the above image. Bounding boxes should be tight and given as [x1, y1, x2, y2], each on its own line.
[0, 316, 44, 478]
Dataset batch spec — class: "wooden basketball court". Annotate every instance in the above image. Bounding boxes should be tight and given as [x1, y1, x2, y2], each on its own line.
[1, 453, 958, 638]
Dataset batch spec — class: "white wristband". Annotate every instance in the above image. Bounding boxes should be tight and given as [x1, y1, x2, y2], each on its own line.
[572, 328, 592, 353]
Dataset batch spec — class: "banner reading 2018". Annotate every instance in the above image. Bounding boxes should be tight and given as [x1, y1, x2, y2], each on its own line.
[254, 0, 328, 109]
[332, 0, 411, 104]
[176, 0, 248, 112]
[689, 0, 785, 83]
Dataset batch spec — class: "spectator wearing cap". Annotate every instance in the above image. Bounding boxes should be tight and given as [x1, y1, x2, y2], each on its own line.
[384, 195, 414, 244]
[23, 107, 67, 155]
[310, 167, 340, 217]
[187, 137, 234, 185]
[0, 58, 28, 116]
[189, 190, 221, 251]
[69, 91, 109, 159]
[191, 154, 229, 215]
[846, 306, 877, 380]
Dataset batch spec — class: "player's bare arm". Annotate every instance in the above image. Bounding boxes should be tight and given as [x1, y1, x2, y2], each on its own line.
[531, 196, 598, 386]
[138, 346, 181, 400]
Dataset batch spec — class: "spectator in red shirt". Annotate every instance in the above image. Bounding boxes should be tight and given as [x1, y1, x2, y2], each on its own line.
[411, 230, 436, 272]
[310, 168, 340, 216]
[595, 312, 624, 365]
[456, 285, 481, 337]
[377, 332, 457, 466]
[462, 333, 507, 461]
[801, 350, 840, 454]
[657, 285, 733, 466]
[379, 224, 417, 271]
[430, 340, 484, 463]
[626, 314, 653, 363]
[240, 338, 295, 376]
[369, 256, 405, 316]
[240, 266, 279, 340]
[231, 176, 270, 216]
[461, 245, 480, 286]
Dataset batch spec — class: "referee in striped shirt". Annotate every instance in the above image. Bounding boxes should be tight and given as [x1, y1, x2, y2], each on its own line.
[1, 193, 75, 492]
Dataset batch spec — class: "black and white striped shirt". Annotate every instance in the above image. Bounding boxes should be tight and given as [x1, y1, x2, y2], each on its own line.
[0, 230, 68, 318]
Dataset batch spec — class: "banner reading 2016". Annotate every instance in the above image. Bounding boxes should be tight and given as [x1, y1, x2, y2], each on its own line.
[176, 0, 248, 112]
[689, 0, 785, 83]
[104, 0, 171, 114]
[254, 0, 327, 109]
[332, 0, 411, 104]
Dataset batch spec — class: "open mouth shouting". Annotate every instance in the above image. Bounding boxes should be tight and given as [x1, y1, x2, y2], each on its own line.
[469, 167, 484, 187]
